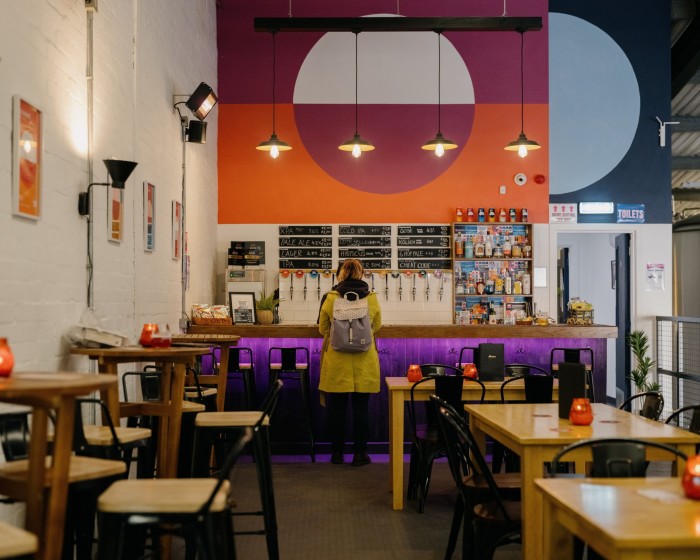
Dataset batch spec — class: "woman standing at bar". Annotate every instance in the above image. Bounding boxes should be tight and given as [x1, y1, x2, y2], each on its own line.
[318, 259, 382, 466]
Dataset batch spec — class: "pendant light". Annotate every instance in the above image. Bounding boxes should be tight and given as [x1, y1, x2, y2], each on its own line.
[257, 32, 292, 158]
[421, 32, 457, 157]
[504, 30, 540, 158]
[339, 31, 374, 158]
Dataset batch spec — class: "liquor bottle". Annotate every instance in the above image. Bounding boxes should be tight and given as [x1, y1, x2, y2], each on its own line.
[505, 273, 512, 295]
[455, 234, 464, 257]
[523, 272, 532, 295]
[484, 236, 493, 258]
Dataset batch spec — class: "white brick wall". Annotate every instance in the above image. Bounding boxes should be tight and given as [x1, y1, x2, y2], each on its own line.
[0, 0, 217, 408]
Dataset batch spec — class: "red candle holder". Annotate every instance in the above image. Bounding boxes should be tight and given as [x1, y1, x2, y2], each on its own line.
[683, 455, 700, 500]
[569, 398, 594, 426]
[406, 364, 422, 383]
[462, 363, 478, 379]
[0, 338, 14, 377]
[139, 324, 159, 347]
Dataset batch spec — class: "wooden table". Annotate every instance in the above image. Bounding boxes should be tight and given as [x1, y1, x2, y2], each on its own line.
[384, 376, 559, 510]
[71, 346, 210, 478]
[0, 372, 116, 560]
[536, 477, 700, 559]
[465, 402, 700, 559]
[171, 333, 240, 411]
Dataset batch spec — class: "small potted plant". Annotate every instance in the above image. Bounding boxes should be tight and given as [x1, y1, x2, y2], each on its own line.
[256, 291, 279, 325]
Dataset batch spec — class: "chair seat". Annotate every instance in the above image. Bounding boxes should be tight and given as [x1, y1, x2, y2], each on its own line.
[0, 456, 125, 486]
[185, 387, 218, 398]
[195, 411, 269, 428]
[473, 499, 522, 524]
[269, 363, 308, 370]
[98, 478, 230, 514]
[181, 400, 206, 413]
[82, 425, 152, 446]
[0, 521, 38, 558]
[218, 363, 253, 370]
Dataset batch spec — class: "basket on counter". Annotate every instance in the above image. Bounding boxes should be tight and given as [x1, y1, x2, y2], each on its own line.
[567, 309, 594, 325]
[192, 316, 232, 326]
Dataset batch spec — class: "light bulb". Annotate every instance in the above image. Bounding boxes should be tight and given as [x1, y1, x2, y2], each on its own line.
[23, 140, 32, 154]
[270, 144, 279, 159]
[435, 143, 445, 157]
[352, 143, 362, 158]
[518, 144, 528, 158]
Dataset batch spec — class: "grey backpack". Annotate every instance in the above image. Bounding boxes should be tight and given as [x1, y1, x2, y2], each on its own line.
[330, 291, 372, 353]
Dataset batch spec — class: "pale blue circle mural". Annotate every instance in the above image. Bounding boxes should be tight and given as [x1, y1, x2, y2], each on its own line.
[549, 13, 640, 195]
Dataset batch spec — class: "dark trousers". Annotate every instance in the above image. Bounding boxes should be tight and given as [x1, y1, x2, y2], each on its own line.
[326, 392, 370, 454]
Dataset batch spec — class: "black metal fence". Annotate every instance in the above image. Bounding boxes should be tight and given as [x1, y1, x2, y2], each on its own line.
[656, 316, 700, 426]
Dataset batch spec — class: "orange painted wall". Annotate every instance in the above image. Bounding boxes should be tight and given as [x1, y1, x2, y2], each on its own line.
[218, 102, 549, 224]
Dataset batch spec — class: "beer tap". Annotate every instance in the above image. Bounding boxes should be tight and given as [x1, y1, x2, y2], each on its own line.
[412, 272, 417, 301]
[437, 270, 445, 301]
[399, 274, 403, 301]
[384, 273, 389, 301]
[303, 273, 307, 301]
[424, 272, 430, 301]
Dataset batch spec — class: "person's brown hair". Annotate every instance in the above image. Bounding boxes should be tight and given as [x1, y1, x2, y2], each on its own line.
[337, 259, 364, 282]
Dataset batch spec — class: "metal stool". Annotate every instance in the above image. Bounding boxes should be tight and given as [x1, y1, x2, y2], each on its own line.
[550, 347, 595, 401]
[216, 346, 257, 410]
[268, 346, 315, 462]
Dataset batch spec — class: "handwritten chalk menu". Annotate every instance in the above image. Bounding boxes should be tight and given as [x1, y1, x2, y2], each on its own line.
[396, 224, 451, 270]
[278, 225, 332, 270]
[228, 241, 265, 266]
[338, 225, 392, 269]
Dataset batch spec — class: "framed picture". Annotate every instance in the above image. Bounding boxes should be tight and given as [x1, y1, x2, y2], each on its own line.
[228, 291, 257, 324]
[144, 182, 155, 251]
[611, 260, 616, 289]
[172, 200, 182, 259]
[107, 186, 123, 243]
[12, 96, 42, 219]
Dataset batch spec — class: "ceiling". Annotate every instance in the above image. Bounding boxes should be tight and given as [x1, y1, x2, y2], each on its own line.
[671, 0, 700, 220]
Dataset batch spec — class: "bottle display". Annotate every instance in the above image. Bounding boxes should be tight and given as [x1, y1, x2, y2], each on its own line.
[451, 222, 533, 324]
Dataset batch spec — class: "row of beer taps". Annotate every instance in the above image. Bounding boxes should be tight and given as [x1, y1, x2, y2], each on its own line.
[279, 270, 451, 302]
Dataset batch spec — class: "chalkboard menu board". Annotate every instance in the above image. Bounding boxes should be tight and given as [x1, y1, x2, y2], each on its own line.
[278, 225, 333, 269]
[228, 241, 265, 266]
[337, 224, 392, 270]
[396, 225, 451, 270]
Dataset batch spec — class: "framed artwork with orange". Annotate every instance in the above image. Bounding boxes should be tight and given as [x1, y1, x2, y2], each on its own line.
[12, 96, 42, 220]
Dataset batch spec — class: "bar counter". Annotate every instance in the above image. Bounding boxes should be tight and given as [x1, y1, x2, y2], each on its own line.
[189, 323, 617, 339]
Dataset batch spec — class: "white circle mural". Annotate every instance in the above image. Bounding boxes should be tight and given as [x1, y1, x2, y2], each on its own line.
[549, 13, 640, 194]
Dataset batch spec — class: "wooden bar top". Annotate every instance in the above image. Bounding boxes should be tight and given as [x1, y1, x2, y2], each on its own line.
[188, 323, 617, 339]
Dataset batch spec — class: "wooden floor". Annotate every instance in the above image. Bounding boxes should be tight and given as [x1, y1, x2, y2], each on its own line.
[173, 454, 521, 559]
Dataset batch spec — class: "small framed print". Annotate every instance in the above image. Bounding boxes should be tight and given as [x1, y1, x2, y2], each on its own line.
[228, 291, 257, 324]
[144, 182, 155, 251]
[108, 187, 123, 243]
[12, 96, 43, 219]
[172, 200, 182, 259]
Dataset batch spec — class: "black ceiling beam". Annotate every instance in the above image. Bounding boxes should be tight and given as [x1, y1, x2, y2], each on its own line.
[671, 116, 700, 132]
[672, 156, 700, 170]
[672, 5, 700, 97]
[254, 17, 542, 33]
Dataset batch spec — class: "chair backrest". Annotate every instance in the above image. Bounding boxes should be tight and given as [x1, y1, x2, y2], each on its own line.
[199, 427, 253, 515]
[549, 437, 687, 478]
[665, 404, 700, 434]
[502, 365, 554, 404]
[549, 347, 593, 369]
[457, 347, 478, 368]
[226, 347, 253, 373]
[0, 412, 30, 461]
[619, 391, 664, 421]
[269, 347, 309, 372]
[408, 375, 440, 434]
[433, 396, 515, 524]
[259, 379, 284, 424]
[421, 364, 462, 377]
[73, 398, 125, 461]
[122, 369, 161, 402]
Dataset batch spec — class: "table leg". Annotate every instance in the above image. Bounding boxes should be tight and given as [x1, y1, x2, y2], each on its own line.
[542, 494, 573, 560]
[163, 363, 186, 479]
[521, 448, 546, 560]
[42, 397, 75, 560]
[97, 361, 120, 426]
[389, 389, 405, 510]
[25, 408, 48, 541]
[216, 345, 229, 412]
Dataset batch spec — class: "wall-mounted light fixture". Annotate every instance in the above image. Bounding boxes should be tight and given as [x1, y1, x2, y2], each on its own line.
[78, 158, 138, 307]
[504, 30, 540, 158]
[339, 31, 374, 158]
[185, 82, 218, 121]
[421, 31, 457, 157]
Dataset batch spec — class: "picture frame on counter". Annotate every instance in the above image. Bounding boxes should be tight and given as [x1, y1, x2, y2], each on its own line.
[229, 291, 257, 324]
[144, 181, 155, 251]
[12, 95, 43, 220]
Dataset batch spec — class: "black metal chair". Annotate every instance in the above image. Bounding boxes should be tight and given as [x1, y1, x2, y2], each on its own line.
[455, 346, 478, 369]
[618, 391, 664, 420]
[550, 347, 595, 401]
[665, 404, 700, 452]
[434, 397, 521, 560]
[406, 364, 485, 513]
[215, 346, 257, 410]
[96, 428, 253, 560]
[268, 346, 314, 461]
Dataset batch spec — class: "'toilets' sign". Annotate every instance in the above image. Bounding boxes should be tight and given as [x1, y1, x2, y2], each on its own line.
[617, 204, 645, 223]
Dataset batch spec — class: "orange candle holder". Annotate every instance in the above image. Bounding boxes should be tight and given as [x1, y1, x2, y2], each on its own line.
[462, 363, 478, 379]
[683, 455, 700, 500]
[406, 364, 422, 383]
[569, 398, 594, 425]
[0, 338, 14, 377]
[139, 323, 159, 347]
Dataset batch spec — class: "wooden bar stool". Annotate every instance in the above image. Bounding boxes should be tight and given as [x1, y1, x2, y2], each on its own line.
[0, 521, 38, 559]
[268, 347, 315, 462]
[191, 380, 283, 560]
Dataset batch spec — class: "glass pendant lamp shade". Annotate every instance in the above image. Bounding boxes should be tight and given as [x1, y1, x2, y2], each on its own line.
[257, 32, 292, 157]
[422, 32, 458, 157]
[339, 32, 374, 157]
[505, 31, 540, 158]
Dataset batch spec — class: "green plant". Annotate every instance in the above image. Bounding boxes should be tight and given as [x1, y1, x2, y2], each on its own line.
[256, 291, 279, 311]
[627, 329, 660, 392]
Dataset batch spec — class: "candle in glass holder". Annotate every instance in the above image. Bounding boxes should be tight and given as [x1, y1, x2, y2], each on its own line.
[139, 323, 158, 347]
[683, 455, 700, 500]
[569, 398, 593, 425]
[0, 338, 14, 377]
[406, 364, 422, 383]
[462, 363, 478, 379]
